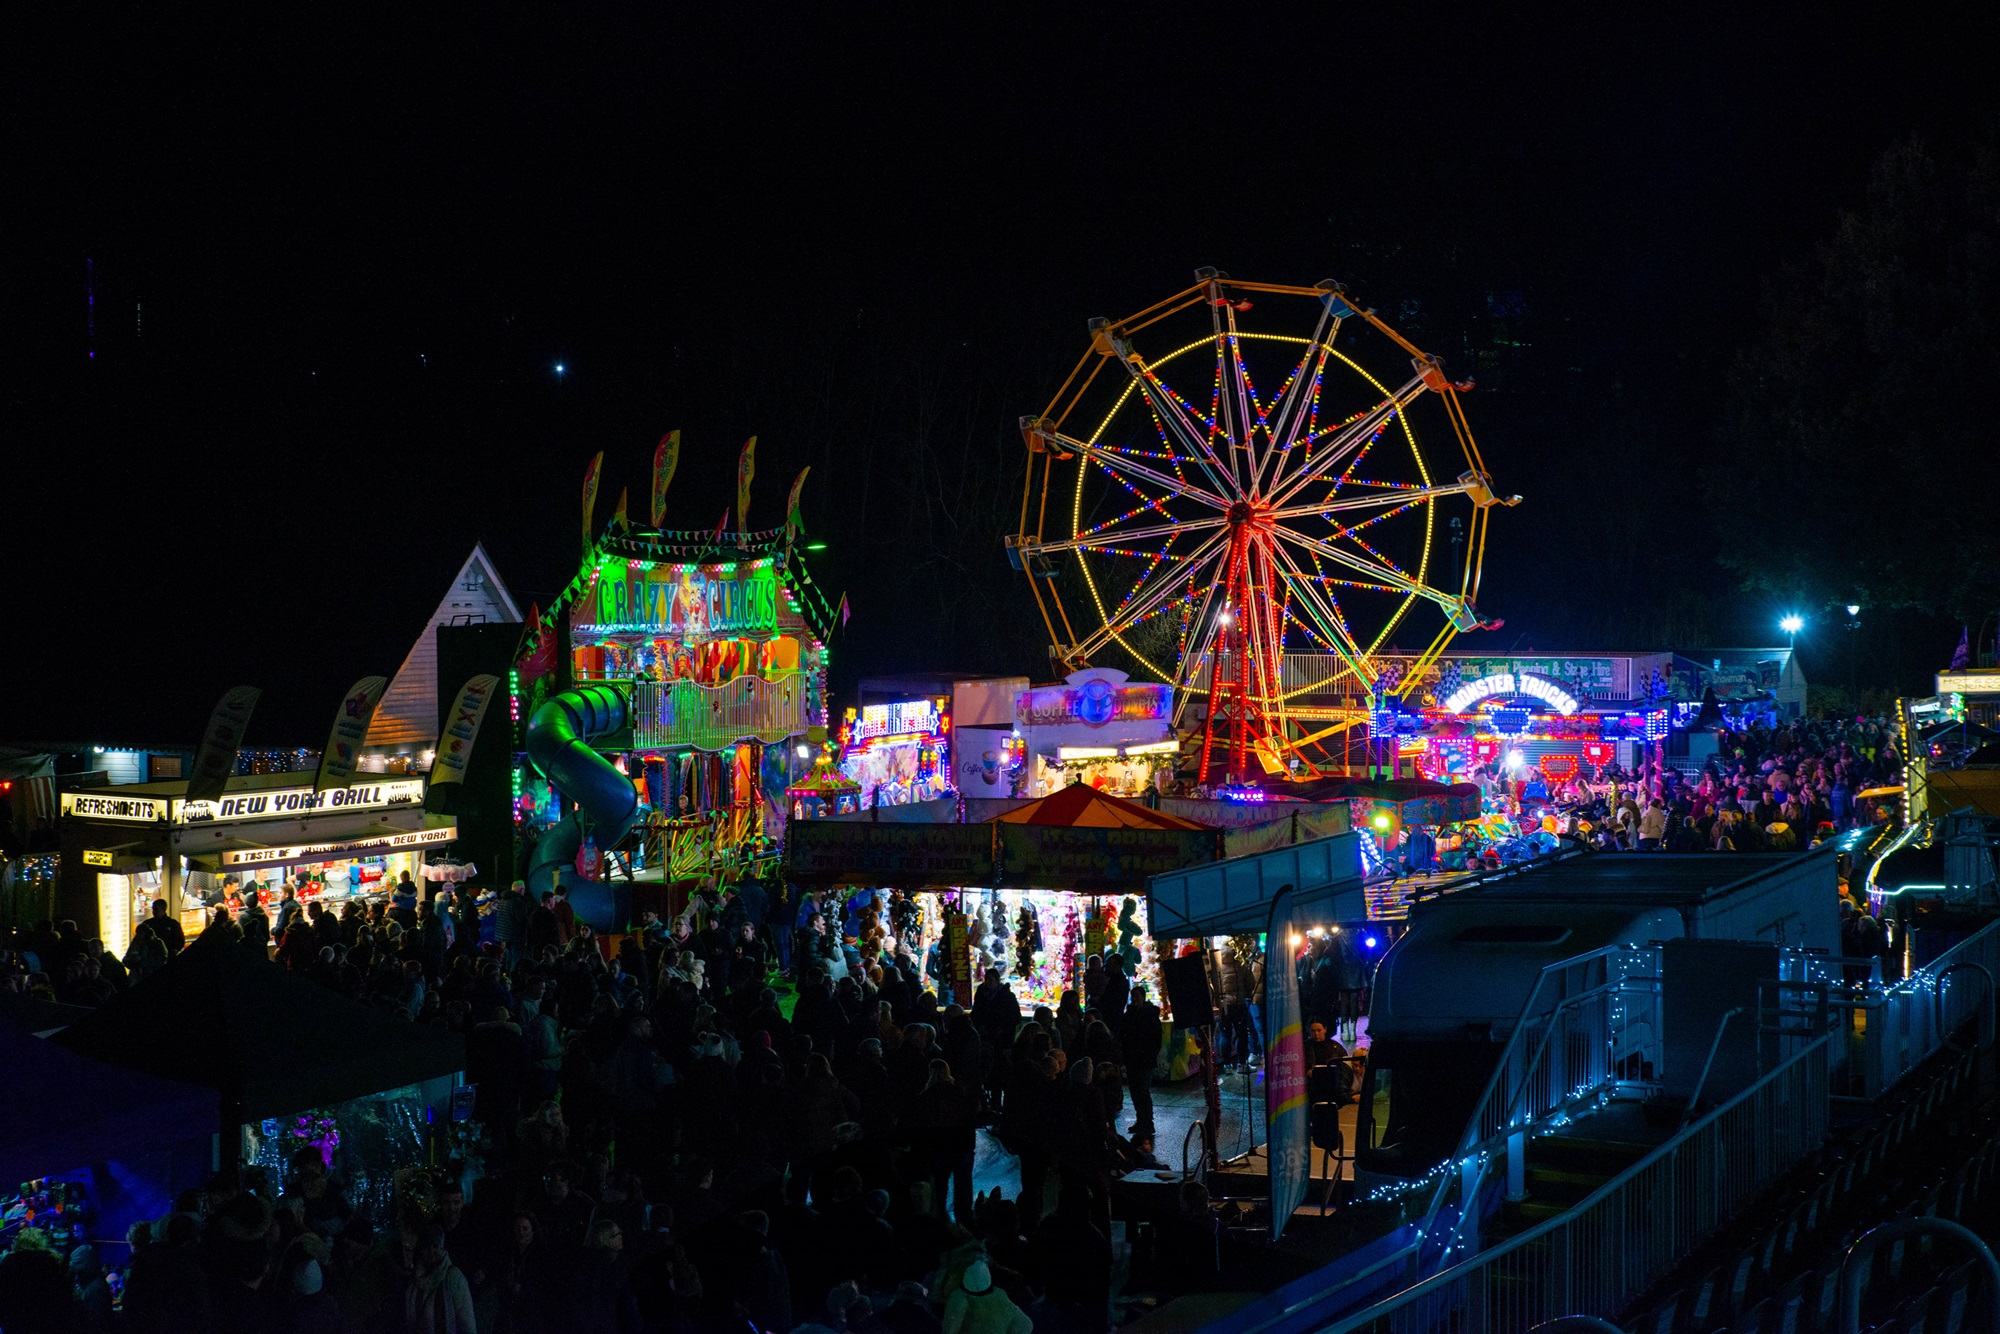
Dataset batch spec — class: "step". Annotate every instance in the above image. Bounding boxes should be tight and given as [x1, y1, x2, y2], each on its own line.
[1526, 1134, 1654, 1175]
[1521, 1164, 1617, 1205]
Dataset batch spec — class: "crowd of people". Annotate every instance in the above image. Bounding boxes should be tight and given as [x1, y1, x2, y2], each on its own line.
[0, 875, 1206, 1334]
[1487, 715, 1905, 856]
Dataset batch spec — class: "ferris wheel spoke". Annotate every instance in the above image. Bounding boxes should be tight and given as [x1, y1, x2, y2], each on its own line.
[1046, 429, 1229, 511]
[1276, 526, 1455, 610]
[1265, 371, 1430, 507]
[1019, 514, 1227, 558]
[1104, 340, 1246, 502]
[1264, 477, 1477, 523]
[1220, 306, 1263, 491]
[1266, 539, 1375, 675]
[1071, 529, 1229, 661]
[1253, 336, 1338, 496]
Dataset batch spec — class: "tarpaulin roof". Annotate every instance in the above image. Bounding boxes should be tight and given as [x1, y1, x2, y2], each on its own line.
[53, 930, 464, 1124]
[0, 1022, 219, 1184]
[991, 783, 1209, 829]
[0, 989, 92, 1036]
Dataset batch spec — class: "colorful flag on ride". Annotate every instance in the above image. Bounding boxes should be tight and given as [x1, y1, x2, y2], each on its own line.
[1263, 883, 1310, 1242]
[785, 465, 811, 541]
[312, 676, 388, 794]
[611, 487, 629, 533]
[714, 509, 731, 539]
[581, 451, 604, 558]
[736, 435, 757, 546]
[186, 686, 262, 805]
[837, 591, 851, 628]
[651, 429, 680, 528]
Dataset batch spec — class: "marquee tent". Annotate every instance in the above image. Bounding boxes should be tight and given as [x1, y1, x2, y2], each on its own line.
[53, 930, 465, 1128]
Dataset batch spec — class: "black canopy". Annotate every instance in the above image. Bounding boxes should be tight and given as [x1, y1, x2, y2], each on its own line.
[0, 1022, 219, 1185]
[53, 930, 464, 1125]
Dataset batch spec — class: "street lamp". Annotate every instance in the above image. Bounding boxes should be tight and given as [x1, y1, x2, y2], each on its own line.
[1846, 604, 1863, 711]
[1780, 615, 1803, 636]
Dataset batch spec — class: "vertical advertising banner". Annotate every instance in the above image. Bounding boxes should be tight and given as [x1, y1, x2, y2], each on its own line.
[1264, 884, 1309, 1241]
[944, 906, 972, 1007]
[429, 675, 500, 789]
[312, 676, 388, 794]
[651, 429, 680, 528]
[186, 686, 262, 805]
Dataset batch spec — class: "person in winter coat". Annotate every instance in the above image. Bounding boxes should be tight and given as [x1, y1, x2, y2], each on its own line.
[1117, 983, 1163, 1142]
[405, 1225, 476, 1333]
[941, 1259, 1032, 1334]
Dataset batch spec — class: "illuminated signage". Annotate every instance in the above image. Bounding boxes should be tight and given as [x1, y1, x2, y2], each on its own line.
[82, 849, 114, 867]
[217, 823, 455, 867]
[1016, 677, 1171, 729]
[1441, 671, 1580, 716]
[582, 562, 779, 637]
[62, 792, 170, 823]
[853, 699, 943, 742]
[175, 779, 424, 825]
[1935, 673, 1999, 696]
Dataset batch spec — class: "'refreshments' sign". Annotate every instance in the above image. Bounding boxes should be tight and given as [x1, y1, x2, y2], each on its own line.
[62, 792, 170, 823]
[581, 562, 779, 637]
[174, 779, 424, 825]
[1015, 677, 1170, 730]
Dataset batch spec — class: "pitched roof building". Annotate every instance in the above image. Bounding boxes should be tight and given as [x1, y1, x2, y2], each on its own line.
[361, 545, 521, 766]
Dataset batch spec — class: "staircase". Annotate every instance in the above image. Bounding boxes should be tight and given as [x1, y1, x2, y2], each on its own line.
[1488, 1133, 1653, 1243]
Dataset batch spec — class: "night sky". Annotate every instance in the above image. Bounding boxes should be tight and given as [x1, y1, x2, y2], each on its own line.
[9, 5, 1992, 745]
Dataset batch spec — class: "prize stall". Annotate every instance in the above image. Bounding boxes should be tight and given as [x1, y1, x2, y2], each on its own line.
[839, 697, 953, 806]
[786, 784, 1219, 1023]
[57, 774, 456, 957]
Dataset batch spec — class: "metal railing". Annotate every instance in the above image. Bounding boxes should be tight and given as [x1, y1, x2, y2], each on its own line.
[1327, 1032, 1835, 1333]
[1409, 945, 1662, 1268]
[1803, 917, 2000, 1098]
[631, 672, 809, 751]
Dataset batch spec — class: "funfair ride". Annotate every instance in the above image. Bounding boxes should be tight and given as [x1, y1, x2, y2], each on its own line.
[1010, 271, 1516, 783]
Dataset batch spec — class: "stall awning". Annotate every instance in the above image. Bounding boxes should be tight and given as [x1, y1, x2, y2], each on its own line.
[188, 818, 455, 871]
[1147, 831, 1363, 939]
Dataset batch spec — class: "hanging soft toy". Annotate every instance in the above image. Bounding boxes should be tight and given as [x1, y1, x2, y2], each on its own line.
[1117, 896, 1143, 969]
[1014, 903, 1038, 979]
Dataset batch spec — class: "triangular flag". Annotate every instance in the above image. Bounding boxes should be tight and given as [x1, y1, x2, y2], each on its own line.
[715, 509, 731, 538]
[838, 592, 851, 628]
[611, 487, 629, 531]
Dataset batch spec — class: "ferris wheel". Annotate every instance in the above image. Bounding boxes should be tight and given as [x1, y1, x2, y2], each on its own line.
[1009, 270, 1517, 782]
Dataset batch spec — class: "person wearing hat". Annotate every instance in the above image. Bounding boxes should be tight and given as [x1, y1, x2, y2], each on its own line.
[66, 1244, 113, 1334]
[941, 1258, 1031, 1334]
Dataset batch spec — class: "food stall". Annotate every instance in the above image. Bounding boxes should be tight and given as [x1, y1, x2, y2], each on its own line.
[1010, 668, 1176, 798]
[56, 773, 456, 955]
